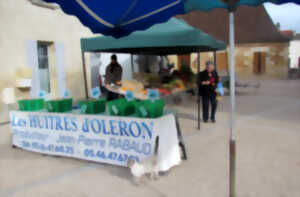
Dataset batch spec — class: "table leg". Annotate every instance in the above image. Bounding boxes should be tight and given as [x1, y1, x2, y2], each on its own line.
[175, 115, 187, 160]
[197, 96, 201, 130]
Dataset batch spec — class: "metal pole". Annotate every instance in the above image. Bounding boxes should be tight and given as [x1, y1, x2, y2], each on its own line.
[213, 51, 217, 72]
[175, 115, 187, 160]
[81, 51, 89, 99]
[131, 54, 134, 74]
[229, 11, 236, 197]
[197, 52, 201, 130]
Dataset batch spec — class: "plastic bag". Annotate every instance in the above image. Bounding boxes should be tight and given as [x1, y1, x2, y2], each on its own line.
[217, 82, 224, 96]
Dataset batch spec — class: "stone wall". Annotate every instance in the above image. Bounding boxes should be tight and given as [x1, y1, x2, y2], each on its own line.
[234, 42, 289, 79]
[0, 0, 93, 122]
[168, 42, 289, 79]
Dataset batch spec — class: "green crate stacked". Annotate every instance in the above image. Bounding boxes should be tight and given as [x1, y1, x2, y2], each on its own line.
[18, 99, 45, 111]
[108, 98, 136, 116]
[78, 99, 106, 114]
[45, 98, 73, 113]
[135, 99, 165, 118]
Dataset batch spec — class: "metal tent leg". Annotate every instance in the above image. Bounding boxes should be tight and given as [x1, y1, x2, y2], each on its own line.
[131, 54, 134, 74]
[229, 11, 236, 197]
[213, 50, 217, 72]
[197, 52, 201, 130]
[175, 115, 187, 160]
[81, 51, 89, 99]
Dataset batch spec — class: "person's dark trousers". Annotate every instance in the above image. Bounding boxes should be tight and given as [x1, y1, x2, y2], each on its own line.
[106, 90, 119, 101]
[202, 95, 218, 122]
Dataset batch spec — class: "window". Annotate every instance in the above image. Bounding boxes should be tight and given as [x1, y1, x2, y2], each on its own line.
[37, 41, 52, 93]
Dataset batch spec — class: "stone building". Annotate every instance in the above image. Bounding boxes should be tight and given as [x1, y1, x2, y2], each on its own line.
[170, 5, 290, 79]
[0, 0, 93, 123]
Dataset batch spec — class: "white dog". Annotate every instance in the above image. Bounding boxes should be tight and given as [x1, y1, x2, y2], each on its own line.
[127, 136, 160, 184]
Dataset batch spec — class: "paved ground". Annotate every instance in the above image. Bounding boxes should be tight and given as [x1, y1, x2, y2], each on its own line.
[0, 79, 300, 197]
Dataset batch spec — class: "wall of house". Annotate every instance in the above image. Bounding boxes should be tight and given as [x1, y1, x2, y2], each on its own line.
[168, 42, 289, 79]
[234, 42, 289, 79]
[289, 40, 300, 69]
[0, 0, 93, 122]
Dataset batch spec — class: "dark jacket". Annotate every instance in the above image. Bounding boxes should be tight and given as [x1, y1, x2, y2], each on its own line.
[198, 70, 219, 96]
[105, 63, 122, 84]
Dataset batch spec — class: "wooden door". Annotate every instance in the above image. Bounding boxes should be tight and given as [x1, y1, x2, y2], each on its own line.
[260, 52, 266, 73]
[253, 52, 266, 74]
[253, 52, 260, 74]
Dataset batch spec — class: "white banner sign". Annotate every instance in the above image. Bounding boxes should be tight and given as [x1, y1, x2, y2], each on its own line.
[10, 111, 181, 171]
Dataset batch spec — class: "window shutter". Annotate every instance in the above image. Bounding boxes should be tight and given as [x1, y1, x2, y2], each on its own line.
[55, 42, 66, 97]
[26, 40, 40, 98]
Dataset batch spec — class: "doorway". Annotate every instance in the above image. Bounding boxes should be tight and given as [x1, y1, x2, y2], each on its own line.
[253, 52, 266, 74]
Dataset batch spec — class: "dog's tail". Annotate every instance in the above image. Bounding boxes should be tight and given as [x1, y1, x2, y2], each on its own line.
[154, 136, 159, 156]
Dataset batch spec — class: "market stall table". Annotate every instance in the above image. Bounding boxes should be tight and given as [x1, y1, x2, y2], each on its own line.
[80, 18, 226, 130]
[105, 84, 196, 101]
[10, 109, 184, 171]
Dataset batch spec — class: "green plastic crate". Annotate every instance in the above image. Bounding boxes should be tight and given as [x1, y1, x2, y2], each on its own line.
[62, 98, 73, 112]
[32, 99, 45, 110]
[45, 100, 60, 112]
[78, 99, 106, 114]
[18, 100, 31, 111]
[135, 99, 165, 118]
[135, 101, 149, 118]
[18, 99, 44, 111]
[46, 99, 73, 113]
[108, 98, 136, 116]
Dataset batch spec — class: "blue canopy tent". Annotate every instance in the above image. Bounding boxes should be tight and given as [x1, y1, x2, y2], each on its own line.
[43, 0, 298, 38]
[43, 1, 300, 196]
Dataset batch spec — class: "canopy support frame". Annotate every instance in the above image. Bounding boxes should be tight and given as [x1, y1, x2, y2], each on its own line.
[229, 11, 236, 197]
[131, 54, 134, 74]
[213, 50, 217, 72]
[197, 52, 201, 130]
[81, 51, 89, 99]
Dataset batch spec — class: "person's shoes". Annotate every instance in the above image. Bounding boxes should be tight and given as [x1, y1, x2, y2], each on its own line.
[203, 120, 208, 123]
[211, 119, 216, 123]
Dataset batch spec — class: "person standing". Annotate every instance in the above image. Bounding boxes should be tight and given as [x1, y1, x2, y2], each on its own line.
[198, 61, 219, 123]
[105, 54, 123, 101]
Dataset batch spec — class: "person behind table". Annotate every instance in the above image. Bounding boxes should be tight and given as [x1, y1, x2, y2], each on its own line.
[105, 54, 123, 101]
[198, 61, 219, 123]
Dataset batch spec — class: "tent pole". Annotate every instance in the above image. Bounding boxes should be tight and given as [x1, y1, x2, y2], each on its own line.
[81, 51, 89, 99]
[213, 50, 217, 72]
[229, 11, 236, 197]
[131, 54, 134, 74]
[197, 52, 201, 130]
